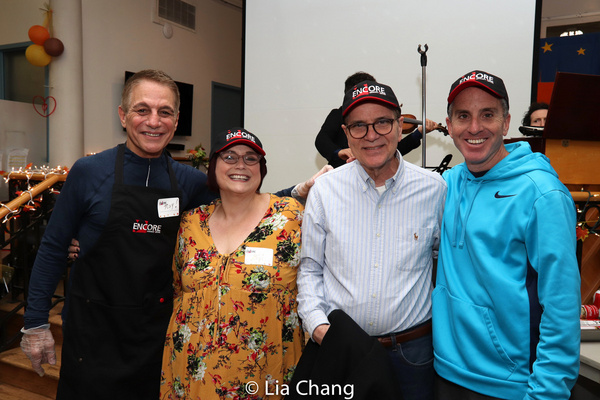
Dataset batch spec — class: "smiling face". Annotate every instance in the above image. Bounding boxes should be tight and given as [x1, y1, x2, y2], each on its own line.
[342, 102, 401, 185]
[447, 87, 510, 173]
[118, 79, 179, 158]
[215, 144, 262, 195]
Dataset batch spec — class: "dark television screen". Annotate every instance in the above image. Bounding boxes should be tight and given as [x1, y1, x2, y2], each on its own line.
[124, 71, 193, 136]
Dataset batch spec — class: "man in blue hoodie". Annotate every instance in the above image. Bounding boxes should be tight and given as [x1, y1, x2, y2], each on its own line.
[433, 70, 580, 399]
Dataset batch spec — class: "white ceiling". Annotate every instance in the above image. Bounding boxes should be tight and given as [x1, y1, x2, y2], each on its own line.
[543, 0, 600, 19]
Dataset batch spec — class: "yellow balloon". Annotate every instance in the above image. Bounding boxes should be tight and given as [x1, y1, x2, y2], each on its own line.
[25, 44, 51, 67]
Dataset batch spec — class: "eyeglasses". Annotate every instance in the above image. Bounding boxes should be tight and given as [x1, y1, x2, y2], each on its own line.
[346, 118, 397, 139]
[218, 151, 262, 166]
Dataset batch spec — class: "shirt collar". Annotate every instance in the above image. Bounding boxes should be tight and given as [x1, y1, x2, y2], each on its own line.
[123, 144, 168, 166]
[354, 151, 404, 193]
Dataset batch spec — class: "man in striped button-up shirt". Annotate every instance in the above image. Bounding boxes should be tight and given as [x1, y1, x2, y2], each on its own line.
[297, 80, 446, 400]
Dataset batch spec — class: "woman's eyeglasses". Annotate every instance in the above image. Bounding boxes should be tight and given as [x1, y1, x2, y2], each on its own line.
[218, 151, 262, 166]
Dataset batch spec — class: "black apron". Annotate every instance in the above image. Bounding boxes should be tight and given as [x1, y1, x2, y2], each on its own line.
[57, 145, 182, 399]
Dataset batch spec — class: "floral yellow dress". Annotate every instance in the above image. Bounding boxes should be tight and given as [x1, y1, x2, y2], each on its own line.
[160, 194, 305, 399]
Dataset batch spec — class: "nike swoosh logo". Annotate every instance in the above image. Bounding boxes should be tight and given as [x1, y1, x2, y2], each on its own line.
[495, 191, 516, 198]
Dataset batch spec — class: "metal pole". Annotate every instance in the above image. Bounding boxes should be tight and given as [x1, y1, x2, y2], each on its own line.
[418, 44, 428, 168]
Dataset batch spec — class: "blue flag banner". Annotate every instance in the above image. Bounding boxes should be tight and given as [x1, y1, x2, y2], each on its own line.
[539, 32, 600, 82]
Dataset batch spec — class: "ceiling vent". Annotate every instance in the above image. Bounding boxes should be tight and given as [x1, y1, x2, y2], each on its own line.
[154, 0, 196, 32]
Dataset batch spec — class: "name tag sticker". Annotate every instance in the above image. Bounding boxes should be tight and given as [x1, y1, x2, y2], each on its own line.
[157, 197, 179, 218]
[245, 247, 273, 266]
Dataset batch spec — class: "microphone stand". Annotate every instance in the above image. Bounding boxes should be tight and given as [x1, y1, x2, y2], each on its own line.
[418, 44, 428, 168]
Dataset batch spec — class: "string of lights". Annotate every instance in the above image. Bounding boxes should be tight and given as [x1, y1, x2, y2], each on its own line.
[0, 165, 68, 223]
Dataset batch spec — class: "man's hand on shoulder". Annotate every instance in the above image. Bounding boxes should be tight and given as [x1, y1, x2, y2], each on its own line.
[337, 148, 354, 161]
[68, 239, 80, 261]
[294, 165, 334, 199]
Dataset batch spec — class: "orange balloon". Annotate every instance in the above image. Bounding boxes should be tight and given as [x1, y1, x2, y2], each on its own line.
[28, 25, 50, 45]
[25, 44, 51, 67]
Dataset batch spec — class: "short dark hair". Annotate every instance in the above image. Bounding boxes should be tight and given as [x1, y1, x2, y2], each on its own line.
[121, 69, 180, 113]
[522, 102, 549, 126]
[206, 153, 268, 194]
[344, 71, 376, 93]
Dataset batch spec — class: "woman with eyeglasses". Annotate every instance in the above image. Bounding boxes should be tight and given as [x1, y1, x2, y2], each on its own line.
[160, 128, 305, 399]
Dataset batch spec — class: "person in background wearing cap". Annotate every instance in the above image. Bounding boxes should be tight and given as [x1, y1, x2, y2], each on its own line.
[19, 70, 327, 400]
[433, 70, 580, 399]
[298, 80, 447, 400]
[315, 71, 442, 168]
[160, 127, 305, 399]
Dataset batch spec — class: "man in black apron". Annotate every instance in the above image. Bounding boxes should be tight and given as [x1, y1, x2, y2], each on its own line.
[21, 70, 209, 399]
[57, 145, 181, 398]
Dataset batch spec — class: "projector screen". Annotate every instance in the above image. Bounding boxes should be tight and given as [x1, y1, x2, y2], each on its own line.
[245, 0, 538, 192]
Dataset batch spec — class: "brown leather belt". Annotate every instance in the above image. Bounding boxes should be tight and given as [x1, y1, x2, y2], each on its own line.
[376, 320, 432, 348]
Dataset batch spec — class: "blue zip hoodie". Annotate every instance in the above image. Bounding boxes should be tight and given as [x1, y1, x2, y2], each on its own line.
[433, 141, 580, 399]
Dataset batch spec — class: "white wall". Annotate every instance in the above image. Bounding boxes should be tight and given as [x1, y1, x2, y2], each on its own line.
[245, 0, 538, 192]
[76, 0, 241, 158]
[0, 0, 243, 167]
[80, 0, 243, 158]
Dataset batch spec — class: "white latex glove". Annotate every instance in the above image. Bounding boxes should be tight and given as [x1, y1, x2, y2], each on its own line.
[294, 165, 334, 199]
[20, 324, 56, 377]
